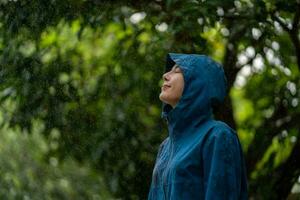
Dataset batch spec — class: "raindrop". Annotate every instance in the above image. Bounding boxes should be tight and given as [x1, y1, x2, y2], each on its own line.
[252, 28, 262, 40]
[271, 68, 278, 75]
[228, 43, 234, 50]
[221, 28, 229, 36]
[281, 130, 288, 137]
[245, 46, 255, 58]
[129, 12, 146, 24]
[266, 48, 274, 62]
[290, 136, 297, 143]
[274, 21, 283, 33]
[275, 97, 280, 103]
[272, 41, 280, 51]
[283, 68, 291, 76]
[155, 22, 168, 32]
[197, 18, 204, 25]
[253, 55, 265, 73]
[234, 1, 242, 9]
[217, 7, 224, 16]
[234, 75, 247, 88]
[240, 65, 252, 77]
[286, 81, 297, 95]
[237, 53, 248, 65]
[282, 99, 288, 107]
[49, 157, 58, 167]
[291, 98, 298, 107]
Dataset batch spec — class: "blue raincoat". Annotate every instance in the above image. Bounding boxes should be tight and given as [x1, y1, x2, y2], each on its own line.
[148, 53, 248, 200]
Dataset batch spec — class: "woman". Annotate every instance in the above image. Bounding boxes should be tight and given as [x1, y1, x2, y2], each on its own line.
[147, 53, 248, 199]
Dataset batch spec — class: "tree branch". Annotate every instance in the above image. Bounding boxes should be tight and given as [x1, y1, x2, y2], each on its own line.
[270, 6, 300, 71]
[271, 14, 292, 32]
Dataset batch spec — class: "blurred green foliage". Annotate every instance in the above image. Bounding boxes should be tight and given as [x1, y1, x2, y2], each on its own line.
[0, 120, 111, 199]
[0, 0, 300, 199]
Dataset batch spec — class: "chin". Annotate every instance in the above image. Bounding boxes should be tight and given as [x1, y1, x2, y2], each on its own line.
[159, 93, 172, 105]
[159, 93, 165, 102]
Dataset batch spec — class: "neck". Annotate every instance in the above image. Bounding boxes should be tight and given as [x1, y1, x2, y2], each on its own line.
[163, 103, 214, 141]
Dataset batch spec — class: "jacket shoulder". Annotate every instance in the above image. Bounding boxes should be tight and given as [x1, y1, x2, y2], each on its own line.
[210, 120, 236, 135]
[202, 121, 241, 155]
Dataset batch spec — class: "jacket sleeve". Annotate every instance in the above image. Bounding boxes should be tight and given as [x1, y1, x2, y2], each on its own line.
[202, 129, 246, 200]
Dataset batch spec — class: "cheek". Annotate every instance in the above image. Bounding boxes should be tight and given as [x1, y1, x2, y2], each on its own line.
[173, 78, 185, 96]
[160, 76, 184, 99]
[160, 87, 175, 100]
[164, 85, 181, 100]
[173, 86, 182, 98]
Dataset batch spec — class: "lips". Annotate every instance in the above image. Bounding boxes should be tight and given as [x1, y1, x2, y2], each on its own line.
[162, 84, 171, 90]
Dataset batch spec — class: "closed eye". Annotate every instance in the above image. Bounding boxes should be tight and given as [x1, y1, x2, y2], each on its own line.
[174, 66, 181, 73]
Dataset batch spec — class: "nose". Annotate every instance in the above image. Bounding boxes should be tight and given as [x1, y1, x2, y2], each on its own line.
[163, 71, 170, 81]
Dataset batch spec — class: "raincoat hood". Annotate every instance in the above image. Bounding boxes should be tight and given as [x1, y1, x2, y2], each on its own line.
[161, 53, 228, 138]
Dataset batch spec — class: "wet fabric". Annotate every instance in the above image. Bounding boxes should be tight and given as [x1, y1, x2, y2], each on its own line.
[148, 53, 248, 200]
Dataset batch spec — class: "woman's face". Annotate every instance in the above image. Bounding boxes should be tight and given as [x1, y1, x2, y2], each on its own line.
[159, 64, 185, 108]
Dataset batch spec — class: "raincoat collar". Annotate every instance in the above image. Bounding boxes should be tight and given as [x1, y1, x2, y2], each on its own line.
[161, 53, 228, 140]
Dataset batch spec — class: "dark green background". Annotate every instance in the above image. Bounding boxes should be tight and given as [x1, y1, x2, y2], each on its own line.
[0, 0, 299, 199]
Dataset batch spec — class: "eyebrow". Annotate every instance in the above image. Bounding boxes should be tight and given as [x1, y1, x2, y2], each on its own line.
[172, 64, 179, 70]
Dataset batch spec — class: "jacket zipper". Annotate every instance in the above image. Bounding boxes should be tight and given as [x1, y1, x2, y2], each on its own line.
[162, 136, 174, 199]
